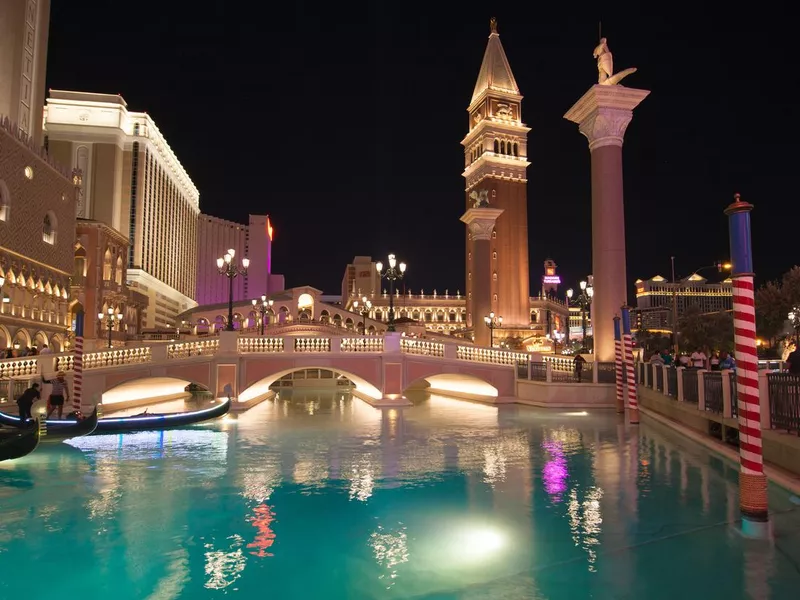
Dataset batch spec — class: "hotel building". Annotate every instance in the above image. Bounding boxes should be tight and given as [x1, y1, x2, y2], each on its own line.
[0, 0, 50, 145]
[0, 119, 79, 352]
[633, 274, 733, 332]
[44, 91, 199, 329]
[195, 214, 284, 306]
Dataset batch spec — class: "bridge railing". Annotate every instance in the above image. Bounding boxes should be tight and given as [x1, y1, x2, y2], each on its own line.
[168, 339, 219, 359]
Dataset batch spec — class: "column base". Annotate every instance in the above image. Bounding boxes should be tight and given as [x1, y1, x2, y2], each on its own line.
[615, 396, 624, 413]
[740, 471, 769, 524]
[629, 407, 640, 424]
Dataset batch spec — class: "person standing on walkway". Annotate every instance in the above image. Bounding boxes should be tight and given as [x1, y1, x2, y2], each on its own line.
[16, 383, 41, 422]
[42, 371, 70, 419]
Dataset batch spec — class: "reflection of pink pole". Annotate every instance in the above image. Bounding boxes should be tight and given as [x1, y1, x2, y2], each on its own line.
[613, 316, 624, 413]
[621, 307, 639, 424]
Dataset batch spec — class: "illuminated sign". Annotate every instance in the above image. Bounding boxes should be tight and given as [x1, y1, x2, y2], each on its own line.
[542, 276, 561, 284]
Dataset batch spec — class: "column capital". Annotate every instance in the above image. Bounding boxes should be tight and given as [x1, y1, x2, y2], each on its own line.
[564, 84, 650, 151]
[460, 207, 504, 240]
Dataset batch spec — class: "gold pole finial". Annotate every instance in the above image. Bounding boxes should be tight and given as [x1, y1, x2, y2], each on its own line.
[490, 17, 498, 34]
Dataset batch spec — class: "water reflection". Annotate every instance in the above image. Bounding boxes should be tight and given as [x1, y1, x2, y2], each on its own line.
[0, 390, 798, 599]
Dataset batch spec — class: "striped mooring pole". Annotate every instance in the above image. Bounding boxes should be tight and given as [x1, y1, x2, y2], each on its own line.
[613, 316, 625, 413]
[620, 306, 639, 424]
[725, 193, 769, 529]
[72, 311, 84, 416]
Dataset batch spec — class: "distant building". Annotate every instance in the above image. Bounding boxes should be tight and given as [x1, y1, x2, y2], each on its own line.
[44, 91, 200, 329]
[633, 274, 733, 332]
[341, 256, 380, 302]
[0, 118, 79, 352]
[195, 214, 284, 306]
[0, 0, 50, 145]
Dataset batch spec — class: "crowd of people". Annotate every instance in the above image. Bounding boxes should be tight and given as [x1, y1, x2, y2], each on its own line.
[648, 347, 736, 370]
[3, 344, 53, 358]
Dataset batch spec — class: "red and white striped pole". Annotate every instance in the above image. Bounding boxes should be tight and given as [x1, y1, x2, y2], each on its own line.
[613, 316, 625, 413]
[725, 193, 769, 530]
[620, 306, 639, 424]
[72, 311, 84, 416]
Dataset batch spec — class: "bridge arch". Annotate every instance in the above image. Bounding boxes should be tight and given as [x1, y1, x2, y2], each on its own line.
[241, 366, 382, 402]
[405, 373, 499, 399]
[101, 375, 208, 407]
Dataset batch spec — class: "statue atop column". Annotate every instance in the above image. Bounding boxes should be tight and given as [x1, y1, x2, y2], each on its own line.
[593, 38, 637, 86]
[469, 189, 490, 208]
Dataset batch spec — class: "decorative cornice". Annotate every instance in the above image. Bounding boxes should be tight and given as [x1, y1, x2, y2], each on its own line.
[564, 84, 650, 151]
[578, 108, 634, 150]
[460, 208, 504, 240]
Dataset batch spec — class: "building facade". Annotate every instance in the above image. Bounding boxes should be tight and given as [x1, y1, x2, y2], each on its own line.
[0, 118, 78, 352]
[72, 219, 149, 349]
[462, 21, 531, 333]
[195, 214, 283, 306]
[341, 256, 380, 302]
[0, 0, 50, 144]
[43, 91, 199, 329]
[634, 274, 733, 332]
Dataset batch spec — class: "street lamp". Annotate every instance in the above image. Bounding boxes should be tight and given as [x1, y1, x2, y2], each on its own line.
[353, 295, 372, 335]
[98, 307, 123, 349]
[484, 311, 502, 347]
[376, 254, 406, 332]
[567, 280, 594, 351]
[216, 248, 249, 332]
[252, 295, 273, 336]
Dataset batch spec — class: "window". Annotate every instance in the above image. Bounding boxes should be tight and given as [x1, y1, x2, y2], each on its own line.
[492, 251, 497, 259]
[42, 212, 57, 244]
[493, 272, 498, 281]
[103, 249, 112, 281]
[493, 140, 499, 153]
[115, 256, 123, 284]
[0, 180, 8, 222]
[492, 231, 497, 239]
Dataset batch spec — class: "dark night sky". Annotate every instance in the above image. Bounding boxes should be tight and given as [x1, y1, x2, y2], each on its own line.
[46, 1, 798, 296]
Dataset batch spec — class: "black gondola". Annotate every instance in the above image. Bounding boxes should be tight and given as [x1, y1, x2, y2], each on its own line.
[0, 420, 41, 461]
[0, 408, 98, 442]
[92, 397, 231, 434]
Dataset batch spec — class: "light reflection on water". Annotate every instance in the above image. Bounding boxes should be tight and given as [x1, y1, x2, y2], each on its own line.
[0, 390, 798, 599]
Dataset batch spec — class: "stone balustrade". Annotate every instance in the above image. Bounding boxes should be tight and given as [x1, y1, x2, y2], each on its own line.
[401, 339, 445, 357]
[238, 337, 285, 353]
[0, 357, 39, 378]
[341, 338, 384, 353]
[168, 339, 219, 359]
[456, 346, 529, 366]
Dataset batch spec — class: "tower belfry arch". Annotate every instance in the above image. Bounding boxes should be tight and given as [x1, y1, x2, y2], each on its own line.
[461, 18, 531, 345]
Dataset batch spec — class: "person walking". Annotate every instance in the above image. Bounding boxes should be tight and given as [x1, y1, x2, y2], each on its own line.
[42, 371, 70, 419]
[16, 383, 41, 422]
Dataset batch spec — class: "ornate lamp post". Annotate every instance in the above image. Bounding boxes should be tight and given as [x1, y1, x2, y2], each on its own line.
[98, 307, 123, 349]
[376, 254, 406, 332]
[353, 296, 372, 335]
[484, 311, 502, 347]
[216, 248, 249, 332]
[567, 280, 594, 351]
[252, 295, 273, 336]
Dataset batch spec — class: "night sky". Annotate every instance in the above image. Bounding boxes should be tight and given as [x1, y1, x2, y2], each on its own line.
[46, 2, 797, 296]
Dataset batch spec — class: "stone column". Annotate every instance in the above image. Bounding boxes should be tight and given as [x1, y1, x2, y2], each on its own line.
[565, 85, 649, 361]
[461, 208, 504, 347]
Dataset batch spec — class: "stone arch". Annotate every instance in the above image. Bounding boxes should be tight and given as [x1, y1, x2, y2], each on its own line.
[214, 315, 226, 331]
[404, 372, 499, 399]
[196, 317, 210, 334]
[102, 375, 206, 407]
[0, 324, 10, 348]
[241, 365, 382, 401]
[278, 306, 289, 324]
[320, 310, 330, 324]
[367, 325, 376, 334]
[50, 333, 65, 352]
[115, 255, 123, 284]
[233, 312, 244, 330]
[332, 313, 342, 327]
[344, 317, 354, 330]
[33, 330, 49, 348]
[103, 247, 112, 280]
[12, 328, 31, 349]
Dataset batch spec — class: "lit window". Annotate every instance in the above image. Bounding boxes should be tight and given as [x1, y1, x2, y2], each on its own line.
[492, 251, 497, 259]
[493, 272, 498, 281]
[0, 179, 8, 222]
[492, 231, 497, 239]
[42, 212, 56, 244]
[24, 166, 34, 180]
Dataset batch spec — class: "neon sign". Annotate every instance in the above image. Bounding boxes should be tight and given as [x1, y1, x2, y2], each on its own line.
[543, 275, 561, 284]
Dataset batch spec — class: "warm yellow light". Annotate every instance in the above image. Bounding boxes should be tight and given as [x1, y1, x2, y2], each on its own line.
[216, 257, 224, 268]
[241, 257, 250, 269]
[722, 262, 732, 270]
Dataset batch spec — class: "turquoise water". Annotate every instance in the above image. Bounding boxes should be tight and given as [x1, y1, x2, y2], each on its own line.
[1, 390, 800, 599]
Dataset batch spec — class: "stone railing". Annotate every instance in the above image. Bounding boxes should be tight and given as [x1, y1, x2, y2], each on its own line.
[401, 339, 445, 358]
[0, 357, 39, 379]
[294, 337, 331, 353]
[238, 337, 285, 353]
[341, 338, 384, 353]
[168, 339, 219, 359]
[456, 346, 528, 366]
[542, 355, 576, 372]
[83, 347, 152, 370]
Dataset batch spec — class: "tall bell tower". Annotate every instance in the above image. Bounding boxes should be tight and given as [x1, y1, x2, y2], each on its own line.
[462, 18, 531, 339]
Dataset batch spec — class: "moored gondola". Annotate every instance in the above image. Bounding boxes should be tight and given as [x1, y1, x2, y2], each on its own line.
[0, 407, 98, 442]
[0, 419, 41, 462]
[92, 397, 231, 434]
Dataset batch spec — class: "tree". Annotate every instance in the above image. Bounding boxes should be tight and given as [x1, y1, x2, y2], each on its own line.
[678, 305, 733, 353]
[755, 280, 787, 343]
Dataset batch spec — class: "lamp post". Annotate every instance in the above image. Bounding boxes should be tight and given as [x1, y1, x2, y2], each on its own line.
[567, 280, 594, 351]
[252, 295, 273, 336]
[216, 248, 249, 332]
[98, 307, 123, 349]
[353, 296, 372, 335]
[376, 254, 406, 332]
[484, 311, 502, 347]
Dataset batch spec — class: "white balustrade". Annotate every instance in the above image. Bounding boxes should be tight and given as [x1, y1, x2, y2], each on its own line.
[542, 356, 575, 372]
[83, 347, 152, 370]
[168, 339, 219, 359]
[401, 339, 445, 357]
[0, 357, 38, 378]
[56, 355, 74, 372]
[238, 337, 285, 353]
[341, 338, 384, 353]
[294, 338, 331, 353]
[457, 346, 529, 366]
